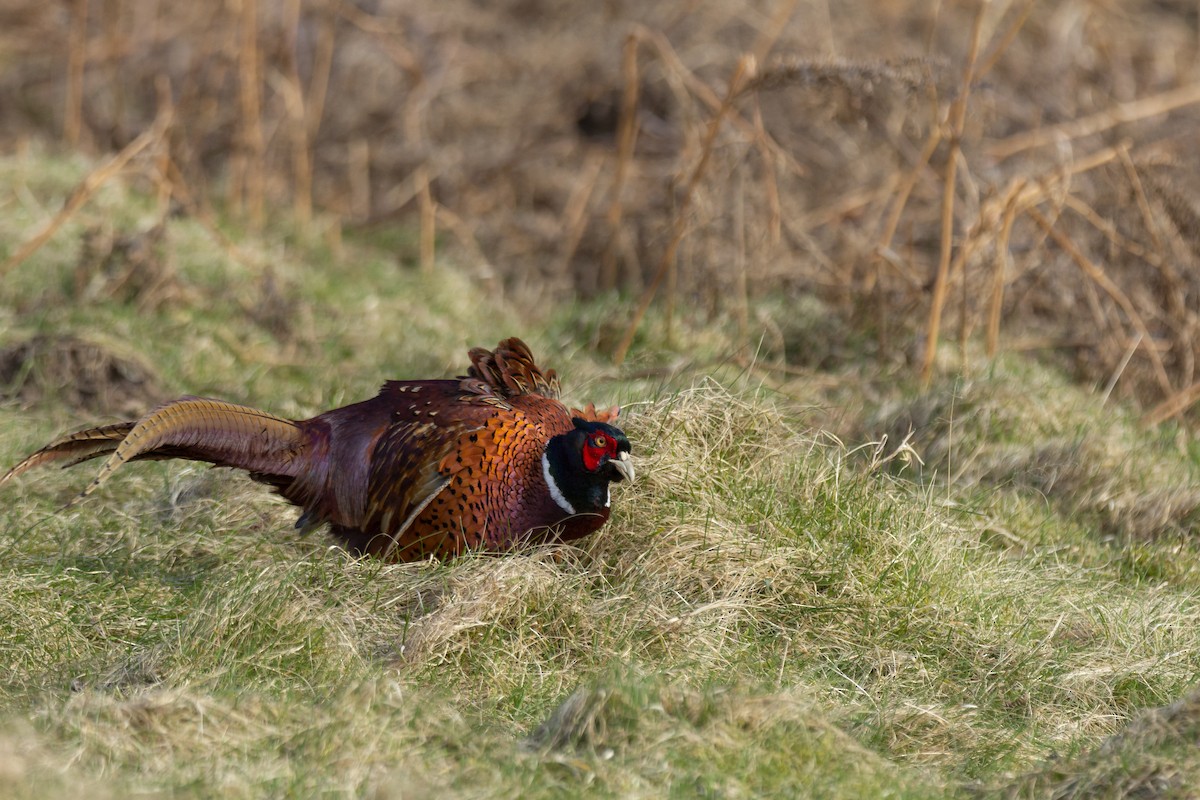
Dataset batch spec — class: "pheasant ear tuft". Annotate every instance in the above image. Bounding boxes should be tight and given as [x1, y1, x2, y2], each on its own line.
[572, 417, 590, 431]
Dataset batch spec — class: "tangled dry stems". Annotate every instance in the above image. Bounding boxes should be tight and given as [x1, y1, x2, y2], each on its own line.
[7, 2, 1200, 415]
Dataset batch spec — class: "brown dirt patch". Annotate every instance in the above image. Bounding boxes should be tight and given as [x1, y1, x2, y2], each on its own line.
[0, 334, 164, 417]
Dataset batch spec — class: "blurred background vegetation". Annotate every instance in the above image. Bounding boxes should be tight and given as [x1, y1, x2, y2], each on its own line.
[5, 0, 1200, 414]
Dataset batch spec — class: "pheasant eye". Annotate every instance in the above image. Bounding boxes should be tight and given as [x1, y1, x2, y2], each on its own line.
[592, 434, 607, 449]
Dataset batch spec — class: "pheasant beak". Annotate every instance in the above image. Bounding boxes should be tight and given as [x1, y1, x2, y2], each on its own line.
[611, 450, 635, 483]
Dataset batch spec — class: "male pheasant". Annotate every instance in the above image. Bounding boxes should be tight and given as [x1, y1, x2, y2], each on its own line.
[0, 338, 633, 561]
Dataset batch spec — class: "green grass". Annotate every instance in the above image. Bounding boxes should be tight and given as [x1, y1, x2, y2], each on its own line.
[2, 152, 1200, 798]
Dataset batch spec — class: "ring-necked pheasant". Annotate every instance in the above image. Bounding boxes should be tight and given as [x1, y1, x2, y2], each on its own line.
[1, 338, 633, 561]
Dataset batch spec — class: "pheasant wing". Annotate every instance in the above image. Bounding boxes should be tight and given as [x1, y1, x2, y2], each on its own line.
[356, 415, 485, 559]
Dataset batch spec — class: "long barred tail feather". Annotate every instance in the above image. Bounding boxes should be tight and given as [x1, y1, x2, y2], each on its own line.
[1, 397, 306, 503]
[0, 423, 134, 487]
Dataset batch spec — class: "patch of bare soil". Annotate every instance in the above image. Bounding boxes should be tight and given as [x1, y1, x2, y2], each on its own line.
[0, 334, 163, 417]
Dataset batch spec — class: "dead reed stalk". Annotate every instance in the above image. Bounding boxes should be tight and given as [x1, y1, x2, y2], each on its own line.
[601, 33, 642, 293]
[988, 82, 1200, 161]
[919, 0, 986, 387]
[637, 26, 806, 179]
[308, 8, 337, 142]
[875, 127, 942, 270]
[1028, 206, 1174, 397]
[237, 0, 265, 230]
[612, 55, 755, 367]
[985, 182, 1023, 358]
[282, 0, 313, 225]
[1147, 380, 1200, 424]
[734, 169, 749, 343]
[974, 0, 1036, 82]
[2, 106, 173, 280]
[405, 87, 437, 273]
[557, 152, 606, 282]
[65, 0, 89, 147]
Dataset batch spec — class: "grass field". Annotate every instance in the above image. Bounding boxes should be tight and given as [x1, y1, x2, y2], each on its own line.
[1, 150, 1200, 798]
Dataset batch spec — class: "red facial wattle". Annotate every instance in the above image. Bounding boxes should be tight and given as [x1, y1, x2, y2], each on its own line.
[582, 433, 614, 472]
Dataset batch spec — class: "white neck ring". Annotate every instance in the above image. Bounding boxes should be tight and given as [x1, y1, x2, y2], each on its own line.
[542, 453, 577, 515]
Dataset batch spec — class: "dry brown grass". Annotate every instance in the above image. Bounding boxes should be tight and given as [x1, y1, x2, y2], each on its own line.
[0, 333, 164, 416]
[862, 358, 1200, 543]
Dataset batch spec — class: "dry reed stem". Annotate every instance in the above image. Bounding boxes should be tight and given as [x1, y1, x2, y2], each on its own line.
[781, 213, 839, 280]
[556, 152, 605, 281]
[349, 138, 370, 219]
[878, 126, 942, 250]
[602, 33, 642, 292]
[401, 59, 438, 274]
[152, 78, 174, 218]
[1077, 251, 1116, 342]
[750, 97, 782, 244]
[398, 27, 446, 275]
[100, 0, 124, 130]
[634, 26, 806, 179]
[749, 0, 800, 63]
[809, 179, 903, 237]
[612, 55, 755, 366]
[665, 230, 678, 347]
[734, 169, 749, 343]
[1055, 142, 1128, 181]
[1146, 379, 1200, 424]
[958, 235, 977, 362]
[1062, 195, 1160, 270]
[1116, 144, 1165, 256]
[417, 169, 436, 273]
[376, 163, 448, 221]
[988, 82, 1200, 160]
[969, 149, 1127, 268]
[2, 108, 173, 280]
[937, 210, 989, 353]
[154, 143, 172, 218]
[1028, 206, 1174, 397]
[1101, 332, 1143, 406]
[237, 0, 265, 229]
[1060, 146, 1192, 386]
[308, 8, 337, 140]
[282, 0, 313, 225]
[919, 0, 987, 387]
[953, 146, 984, 357]
[335, 1, 419, 75]
[65, 0, 89, 146]
[1113, 165, 1190, 383]
[974, 0, 1037, 82]
[986, 181, 1023, 357]
[872, 127, 942, 309]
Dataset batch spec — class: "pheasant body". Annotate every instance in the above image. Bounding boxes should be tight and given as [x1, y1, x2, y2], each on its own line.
[1, 339, 633, 562]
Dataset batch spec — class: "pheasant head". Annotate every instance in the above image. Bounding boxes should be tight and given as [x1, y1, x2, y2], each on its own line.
[542, 418, 634, 517]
